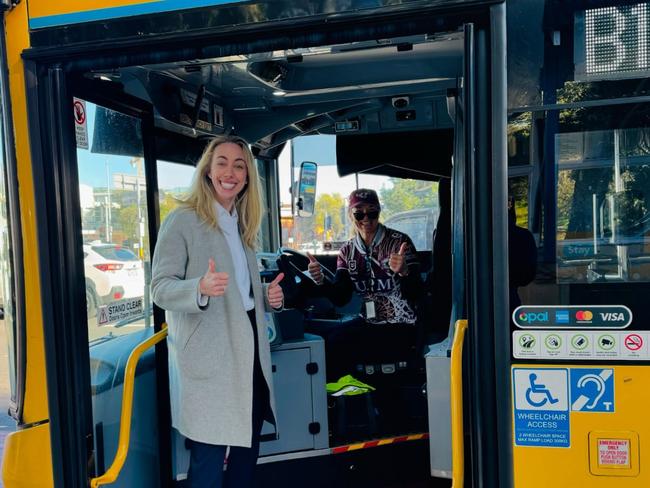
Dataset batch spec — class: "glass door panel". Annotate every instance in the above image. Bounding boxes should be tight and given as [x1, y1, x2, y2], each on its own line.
[75, 99, 159, 485]
[76, 100, 153, 340]
[556, 128, 650, 284]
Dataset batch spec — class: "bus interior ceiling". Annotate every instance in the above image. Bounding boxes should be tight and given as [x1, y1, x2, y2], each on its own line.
[86, 30, 463, 176]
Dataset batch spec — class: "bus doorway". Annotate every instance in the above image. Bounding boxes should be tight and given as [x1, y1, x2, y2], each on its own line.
[17, 2, 505, 487]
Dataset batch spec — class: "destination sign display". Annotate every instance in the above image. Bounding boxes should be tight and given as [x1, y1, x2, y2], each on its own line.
[575, 3, 650, 81]
[513, 306, 632, 329]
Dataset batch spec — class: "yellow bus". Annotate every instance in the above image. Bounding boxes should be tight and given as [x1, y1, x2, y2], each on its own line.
[1, 0, 650, 486]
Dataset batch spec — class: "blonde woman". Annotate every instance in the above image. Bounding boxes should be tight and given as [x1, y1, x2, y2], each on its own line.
[152, 136, 283, 488]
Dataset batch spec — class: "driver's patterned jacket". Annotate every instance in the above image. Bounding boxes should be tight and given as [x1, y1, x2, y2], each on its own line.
[337, 225, 417, 325]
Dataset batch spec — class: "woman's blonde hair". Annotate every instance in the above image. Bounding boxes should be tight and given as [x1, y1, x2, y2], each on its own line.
[181, 136, 263, 249]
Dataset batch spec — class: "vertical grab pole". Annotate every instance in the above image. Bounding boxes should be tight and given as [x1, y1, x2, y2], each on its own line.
[451, 319, 468, 488]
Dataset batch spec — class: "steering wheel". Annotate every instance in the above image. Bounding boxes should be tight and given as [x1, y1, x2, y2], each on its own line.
[277, 247, 335, 282]
[276, 247, 336, 309]
[276, 247, 310, 284]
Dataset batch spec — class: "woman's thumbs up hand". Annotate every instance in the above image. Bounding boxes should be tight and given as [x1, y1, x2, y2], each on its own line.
[199, 258, 230, 296]
[267, 273, 285, 309]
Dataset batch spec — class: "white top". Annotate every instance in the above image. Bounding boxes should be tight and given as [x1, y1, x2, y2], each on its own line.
[198, 202, 254, 311]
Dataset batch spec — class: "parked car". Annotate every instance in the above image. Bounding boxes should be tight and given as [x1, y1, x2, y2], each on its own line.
[84, 243, 145, 317]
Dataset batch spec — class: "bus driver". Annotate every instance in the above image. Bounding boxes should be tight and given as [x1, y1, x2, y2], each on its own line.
[306, 189, 421, 378]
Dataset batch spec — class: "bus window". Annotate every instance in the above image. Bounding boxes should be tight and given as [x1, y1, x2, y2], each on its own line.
[556, 126, 650, 283]
[0, 64, 16, 410]
[76, 100, 153, 339]
[508, 112, 534, 230]
[156, 160, 194, 223]
[278, 135, 355, 254]
[157, 157, 275, 252]
[360, 175, 439, 252]
[509, 175, 529, 229]
[279, 135, 440, 252]
[256, 158, 273, 252]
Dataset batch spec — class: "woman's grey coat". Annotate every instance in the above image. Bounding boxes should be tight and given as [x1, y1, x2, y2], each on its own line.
[152, 207, 277, 447]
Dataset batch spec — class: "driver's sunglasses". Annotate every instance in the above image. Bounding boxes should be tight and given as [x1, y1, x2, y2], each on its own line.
[353, 210, 380, 221]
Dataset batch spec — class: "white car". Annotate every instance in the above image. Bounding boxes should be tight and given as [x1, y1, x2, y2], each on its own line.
[84, 243, 145, 317]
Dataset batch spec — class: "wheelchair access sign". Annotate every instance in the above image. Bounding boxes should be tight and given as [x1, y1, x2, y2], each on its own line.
[513, 368, 570, 447]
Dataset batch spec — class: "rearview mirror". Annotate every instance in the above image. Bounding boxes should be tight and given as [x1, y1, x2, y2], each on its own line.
[296, 161, 317, 217]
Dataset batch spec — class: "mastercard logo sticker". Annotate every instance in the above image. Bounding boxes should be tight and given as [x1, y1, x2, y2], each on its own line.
[576, 310, 593, 321]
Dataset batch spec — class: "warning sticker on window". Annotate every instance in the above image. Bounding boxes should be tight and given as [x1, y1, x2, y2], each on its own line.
[98, 297, 143, 326]
[598, 439, 630, 467]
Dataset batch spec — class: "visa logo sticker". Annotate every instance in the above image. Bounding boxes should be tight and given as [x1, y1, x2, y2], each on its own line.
[600, 313, 625, 322]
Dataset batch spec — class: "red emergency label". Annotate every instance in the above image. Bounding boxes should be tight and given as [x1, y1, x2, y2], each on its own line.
[598, 439, 630, 467]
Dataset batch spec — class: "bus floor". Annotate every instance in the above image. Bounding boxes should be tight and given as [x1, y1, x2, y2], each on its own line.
[253, 440, 451, 488]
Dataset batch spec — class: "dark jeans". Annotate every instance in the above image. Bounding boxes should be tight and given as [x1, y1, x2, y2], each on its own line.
[187, 309, 270, 488]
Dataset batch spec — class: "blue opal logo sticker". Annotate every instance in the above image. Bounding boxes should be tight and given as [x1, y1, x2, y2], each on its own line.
[518, 311, 549, 323]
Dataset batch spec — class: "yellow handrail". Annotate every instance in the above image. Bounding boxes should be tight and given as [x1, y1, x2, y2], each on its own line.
[450, 319, 468, 488]
[90, 325, 168, 488]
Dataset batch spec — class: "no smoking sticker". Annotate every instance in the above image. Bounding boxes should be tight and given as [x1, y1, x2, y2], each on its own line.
[624, 334, 643, 351]
[73, 97, 88, 149]
[74, 100, 86, 124]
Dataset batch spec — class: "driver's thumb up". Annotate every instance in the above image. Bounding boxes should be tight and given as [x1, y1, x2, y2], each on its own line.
[306, 252, 323, 284]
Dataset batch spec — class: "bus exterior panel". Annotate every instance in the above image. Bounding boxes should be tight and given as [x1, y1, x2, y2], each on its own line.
[513, 364, 649, 486]
[3, 0, 650, 487]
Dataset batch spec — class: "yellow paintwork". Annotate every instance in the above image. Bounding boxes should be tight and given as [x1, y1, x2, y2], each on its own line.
[2, 1, 54, 486]
[90, 326, 167, 488]
[513, 365, 650, 487]
[5, 0, 49, 426]
[1, 423, 53, 488]
[450, 319, 468, 488]
[28, 0, 159, 19]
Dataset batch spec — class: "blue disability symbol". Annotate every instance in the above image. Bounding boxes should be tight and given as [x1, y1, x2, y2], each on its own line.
[525, 373, 559, 407]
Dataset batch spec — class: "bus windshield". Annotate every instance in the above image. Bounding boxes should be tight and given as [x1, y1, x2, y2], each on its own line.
[279, 135, 439, 253]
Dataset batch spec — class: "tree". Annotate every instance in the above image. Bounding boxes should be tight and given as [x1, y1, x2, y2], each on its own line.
[313, 193, 346, 240]
[509, 176, 530, 228]
[114, 204, 138, 240]
[379, 179, 438, 218]
[159, 191, 181, 224]
[293, 192, 347, 246]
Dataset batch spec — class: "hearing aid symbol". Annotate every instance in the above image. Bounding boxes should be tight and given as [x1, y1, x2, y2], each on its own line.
[571, 369, 614, 412]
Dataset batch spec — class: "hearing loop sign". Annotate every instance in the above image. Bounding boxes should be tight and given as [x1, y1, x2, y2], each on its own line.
[570, 369, 614, 412]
